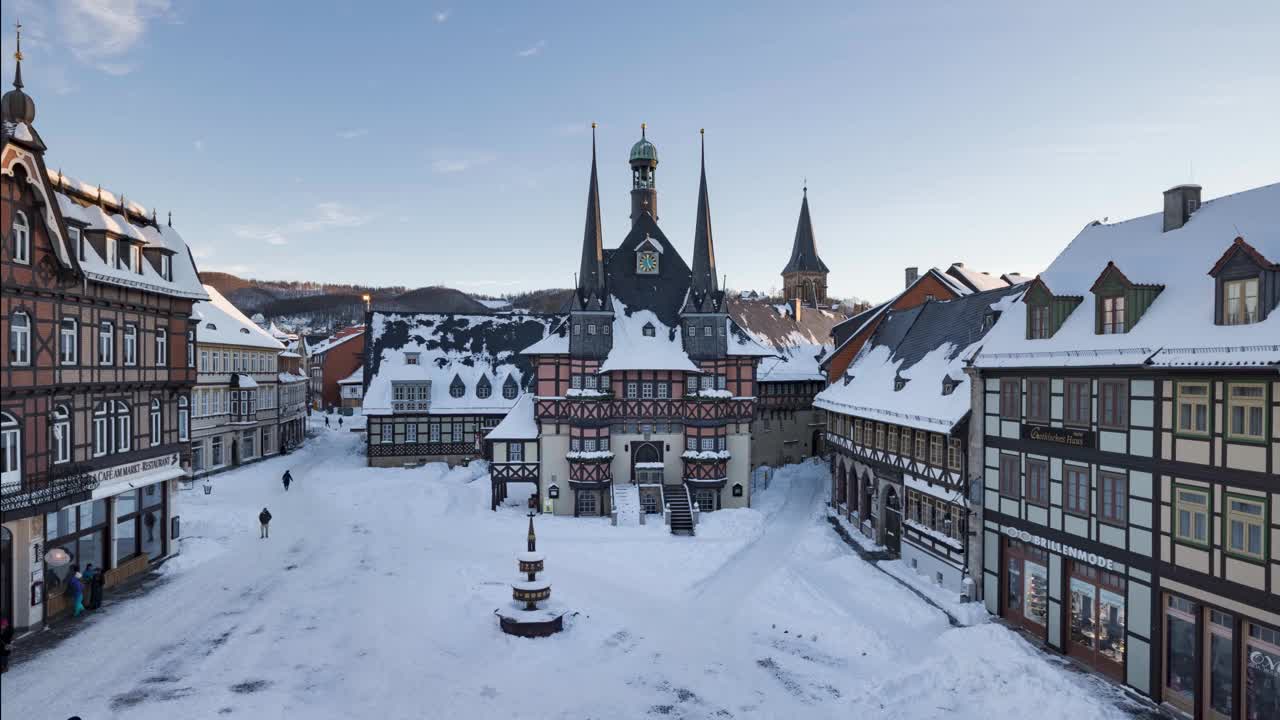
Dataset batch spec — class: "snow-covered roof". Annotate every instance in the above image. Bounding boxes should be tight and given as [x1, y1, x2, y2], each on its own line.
[726, 298, 844, 380]
[756, 342, 829, 382]
[817, 286, 1023, 433]
[363, 312, 557, 416]
[309, 328, 365, 356]
[193, 286, 286, 350]
[599, 297, 700, 373]
[50, 171, 207, 301]
[235, 374, 259, 389]
[521, 322, 569, 355]
[278, 371, 308, 384]
[486, 394, 538, 441]
[976, 183, 1280, 369]
[338, 368, 364, 385]
[947, 263, 1011, 292]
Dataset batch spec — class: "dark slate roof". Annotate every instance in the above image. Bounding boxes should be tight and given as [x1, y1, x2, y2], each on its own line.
[684, 141, 722, 314]
[782, 191, 829, 274]
[871, 284, 1023, 372]
[604, 213, 692, 328]
[576, 131, 606, 308]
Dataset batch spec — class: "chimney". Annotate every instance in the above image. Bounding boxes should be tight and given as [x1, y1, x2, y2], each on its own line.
[1162, 184, 1202, 232]
[792, 297, 803, 323]
[905, 267, 919, 289]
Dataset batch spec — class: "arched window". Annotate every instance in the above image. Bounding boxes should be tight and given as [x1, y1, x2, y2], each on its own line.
[449, 375, 466, 399]
[9, 311, 31, 365]
[150, 398, 162, 446]
[11, 210, 30, 264]
[114, 401, 131, 453]
[502, 375, 519, 400]
[1, 411, 20, 483]
[93, 402, 109, 456]
[476, 375, 492, 400]
[177, 396, 189, 441]
[52, 405, 71, 464]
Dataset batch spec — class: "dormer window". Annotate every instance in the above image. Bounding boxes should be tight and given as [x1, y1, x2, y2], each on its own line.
[449, 375, 466, 398]
[982, 311, 1000, 332]
[503, 375, 519, 399]
[476, 376, 492, 399]
[942, 377, 957, 395]
[894, 377, 907, 391]
[1023, 278, 1082, 340]
[642, 322, 656, 337]
[160, 253, 172, 281]
[1100, 296, 1126, 334]
[405, 352, 420, 365]
[1223, 278, 1258, 325]
[1028, 304, 1051, 339]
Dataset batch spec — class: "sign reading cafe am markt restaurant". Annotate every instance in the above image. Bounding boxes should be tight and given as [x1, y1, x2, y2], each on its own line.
[90, 453, 180, 488]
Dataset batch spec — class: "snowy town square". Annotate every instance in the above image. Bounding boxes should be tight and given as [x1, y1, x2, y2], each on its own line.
[2, 3, 1279, 720]
[1, 425, 1144, 719]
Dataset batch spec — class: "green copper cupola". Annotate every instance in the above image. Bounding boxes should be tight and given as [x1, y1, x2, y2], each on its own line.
[629, 123, 658, 227]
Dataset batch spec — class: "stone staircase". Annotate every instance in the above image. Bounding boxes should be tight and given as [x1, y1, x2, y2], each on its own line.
[665, 484, 695, 536]
[613, 484, 640, 526]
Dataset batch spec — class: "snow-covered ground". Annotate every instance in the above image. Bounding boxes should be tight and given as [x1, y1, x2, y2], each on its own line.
[1, 431, 1135, 719]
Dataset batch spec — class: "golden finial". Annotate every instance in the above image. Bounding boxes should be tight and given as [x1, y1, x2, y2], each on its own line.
[14, 19, 23, 62]
[591, 121, 596, 129]
[641, 122, 646, 138]
[700, 128, 704, 135]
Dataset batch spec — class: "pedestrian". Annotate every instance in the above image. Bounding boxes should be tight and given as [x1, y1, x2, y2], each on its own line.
[68, 565, 85, 617]
[82, 564, 97, 610]
[259, 507, 273, 539]
[89, 563, 106, 610]
[0, 617, 14, 673]
[325, 415, 330, 428]
[282, 470, 292, 492]
[338, 416, 344, 428]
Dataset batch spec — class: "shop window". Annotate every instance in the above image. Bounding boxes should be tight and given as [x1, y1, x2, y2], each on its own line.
[999, 378, 1020, 419]
[1026, 378, 1050, 423]
[1164, 595, 1198, 712]
[1025, 458, 1049, 506]
[695, 489, 716, 512]
[115, 490, 141, 562]
[1023, 557, 1049, 627]
[1099, 380, 1127, 429]
[1245, 622, 1280, 720]
[1068, 563, 1126, 673]
[1098, 472, 1126, 525]
[1175, 382, 1210, 437]
[1064, 465, 1089, 517]
[1208, 610, 1234, 719]
[211, 436, 224, 466]
[1064, 379, 1090, 426]
[1173, 485, 1210, 547]
[1227, 383, 1267, 443]
[999, 453, 1020, 498]
[1224, 494, 1267, 562]
[192, 445, 204, 473]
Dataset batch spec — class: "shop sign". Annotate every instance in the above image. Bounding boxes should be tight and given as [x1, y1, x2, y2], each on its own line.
[1002, 525, 1116, 571]
[92, 453, 180, 486]
[1021, 425, 1093, 449]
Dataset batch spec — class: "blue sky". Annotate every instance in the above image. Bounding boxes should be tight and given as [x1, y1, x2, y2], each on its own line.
[3, 1, 1278, 304]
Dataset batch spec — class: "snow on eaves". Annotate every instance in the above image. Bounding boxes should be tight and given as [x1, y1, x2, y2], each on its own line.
[194, 286, 286, 350]
[338, 368, 364, 385]
[976, 182, 1280, 369]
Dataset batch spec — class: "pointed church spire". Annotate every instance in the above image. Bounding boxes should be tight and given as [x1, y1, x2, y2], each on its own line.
[783, 185, 829, 275]
[576, 123, 605, 307]
[13, 19, 24, 89]
[686, 129, 720, 312]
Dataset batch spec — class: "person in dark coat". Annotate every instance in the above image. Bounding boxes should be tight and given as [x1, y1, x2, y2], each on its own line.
[259, 508, 272, 538]
[337, 416, 343, 428]
[88, 563, 106, 609]
[282, 470, 292, 492]
[324, 416, 330, 428]
[1, 617, 14, 673]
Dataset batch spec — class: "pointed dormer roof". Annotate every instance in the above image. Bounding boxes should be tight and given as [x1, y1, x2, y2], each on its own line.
[576, 123, 606, 310]
[783, 187, 829, 275]
[685, 129, 721, 313]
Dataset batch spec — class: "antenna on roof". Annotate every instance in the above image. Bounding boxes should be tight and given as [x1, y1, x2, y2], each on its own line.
[167, 210, 172, 227]
[96, 185, 103, 206]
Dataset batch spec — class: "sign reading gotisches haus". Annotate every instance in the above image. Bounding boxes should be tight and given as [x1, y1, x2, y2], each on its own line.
[1021, 425, 1093, 449]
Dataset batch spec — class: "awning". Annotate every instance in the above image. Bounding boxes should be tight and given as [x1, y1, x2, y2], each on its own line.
[91, 452, 186, 500]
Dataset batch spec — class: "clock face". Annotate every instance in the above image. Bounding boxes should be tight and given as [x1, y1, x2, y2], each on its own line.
[637, 251, 659, 274]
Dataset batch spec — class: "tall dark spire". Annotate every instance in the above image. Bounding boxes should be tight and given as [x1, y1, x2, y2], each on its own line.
[12, 19, 23, 89]
[576, 123, 605, 308]
[686, 129, 719, 312]
[782, 186, 829, 275]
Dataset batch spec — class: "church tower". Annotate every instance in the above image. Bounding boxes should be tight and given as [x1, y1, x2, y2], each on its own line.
[628, 123, 658, 226]
[570, 124, 613, 359]
[781, 186, 830, 307]
[681, 130, 727, 359]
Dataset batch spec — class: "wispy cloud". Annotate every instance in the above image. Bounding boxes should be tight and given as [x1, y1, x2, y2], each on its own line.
[336, 128, 369, 140]
[517, 40, 546, 58]
[232, 203, 371, 246]
[194, 139, 204, 152]
[55, 0, 175, 75]
[431, 152, 496, 175]
[434, 9, 451, 23]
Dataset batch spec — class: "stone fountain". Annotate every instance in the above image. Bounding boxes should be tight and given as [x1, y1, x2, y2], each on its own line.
[496, 512, 566, 637]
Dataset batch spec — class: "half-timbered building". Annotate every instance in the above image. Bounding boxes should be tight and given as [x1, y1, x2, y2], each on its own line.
[361, 312, 556, 468]
[2, 44, 204, 632]
[521, 127, 772, 532]
[971, 182, 1279, 718]
[817, 285, 1020, 595]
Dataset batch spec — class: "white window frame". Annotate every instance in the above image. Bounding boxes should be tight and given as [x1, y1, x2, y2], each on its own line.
[2, 412, 21, 484]
[1223, 277, 1259, 325]
[155, 328, 168, 367]
[150, 398, 162, 446]
[93, 403, 109, 457]
[114, 401, 131, 453]
[11, 210, 30, 264]
[52, 405, 71, 464]
[60, 318, 77, 365]
[99, 321, 115, 366]
[123, 324, 138, 366]
[508, 442, 523, 462]
[9, 311, 31, 365]
[177, 396, 189, 441]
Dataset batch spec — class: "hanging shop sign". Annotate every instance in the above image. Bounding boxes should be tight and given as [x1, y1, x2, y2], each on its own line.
[1002, 525, 1116, 571]
[1021, 425, 1093, 449]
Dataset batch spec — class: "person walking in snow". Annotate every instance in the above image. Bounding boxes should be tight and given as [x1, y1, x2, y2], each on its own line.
[324, 415, 330, 428]
[68, 565, 85, 617]
[338, 416, 343, 428]
[87, 562, 106, 609]
[0, 617, 14, 673]
[259, 507, 273, 538]
[81, 564, 98, 611]
[282, 470, 293, 492]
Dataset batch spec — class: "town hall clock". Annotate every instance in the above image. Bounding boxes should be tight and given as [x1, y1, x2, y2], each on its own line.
[636, 250, 659, 275]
